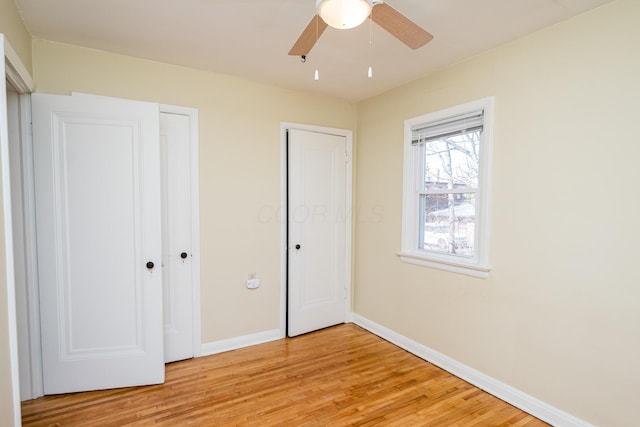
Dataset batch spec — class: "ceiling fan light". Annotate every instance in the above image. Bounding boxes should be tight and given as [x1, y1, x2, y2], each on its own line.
[316, 0, 372, 30]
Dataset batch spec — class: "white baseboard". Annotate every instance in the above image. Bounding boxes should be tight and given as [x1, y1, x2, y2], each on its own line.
[351, 313, 594, 427]
[200, 329, 283, 357]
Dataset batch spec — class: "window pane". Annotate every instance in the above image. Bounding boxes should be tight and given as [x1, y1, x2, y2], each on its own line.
[420, 193, 475, 257]
[423, 131, 480, 190]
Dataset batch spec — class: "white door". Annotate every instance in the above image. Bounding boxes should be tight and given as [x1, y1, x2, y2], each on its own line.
[160, 112, 193, 363]
[32, 93, 164, 394]
[287, 129, 348, 337]
[71, 94, 198, 364]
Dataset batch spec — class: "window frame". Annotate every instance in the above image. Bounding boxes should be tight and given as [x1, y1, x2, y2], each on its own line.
[399, 97, 494, 278]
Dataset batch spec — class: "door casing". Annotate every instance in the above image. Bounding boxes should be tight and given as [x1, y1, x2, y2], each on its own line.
[1, 34, 35, 426]
[8, 87, 42, 400]
[279, 122, 353, 337]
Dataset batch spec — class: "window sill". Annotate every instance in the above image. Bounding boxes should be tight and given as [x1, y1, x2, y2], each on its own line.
[396, 251, 491, 279]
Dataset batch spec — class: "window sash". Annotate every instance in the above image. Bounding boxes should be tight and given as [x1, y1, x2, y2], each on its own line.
[413, 130, 482, 194]
[418, 192, 477, 256]
[418, 188, 478, 196]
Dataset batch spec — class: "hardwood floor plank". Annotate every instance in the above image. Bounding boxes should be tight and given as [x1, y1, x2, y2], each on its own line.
[22, 324, 548, 426]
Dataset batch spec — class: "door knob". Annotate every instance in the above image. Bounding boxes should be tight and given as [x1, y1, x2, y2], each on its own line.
[146, 261, 154, 269]
[180, 252, 188, 259]
[295, 244, 301, 250]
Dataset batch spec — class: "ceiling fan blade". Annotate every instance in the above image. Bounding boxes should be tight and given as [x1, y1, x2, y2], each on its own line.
[371, 2, 433, 49]
[289, 15, 329, 56]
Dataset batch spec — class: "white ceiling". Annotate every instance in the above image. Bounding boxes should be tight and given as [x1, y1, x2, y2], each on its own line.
[15, 0, 614, 101]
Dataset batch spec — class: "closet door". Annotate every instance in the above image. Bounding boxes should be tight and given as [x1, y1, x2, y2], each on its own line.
[160, 111, 194, 363]
[287, 129, 348, 337]
[32, 93, 164, 394]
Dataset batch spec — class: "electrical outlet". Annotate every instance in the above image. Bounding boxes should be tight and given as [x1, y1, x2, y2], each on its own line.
[247, 278, 260, 289]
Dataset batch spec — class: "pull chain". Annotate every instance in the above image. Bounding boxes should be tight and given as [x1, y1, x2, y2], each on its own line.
[314, 15, 320, 81]
[368, 13, 373, 78]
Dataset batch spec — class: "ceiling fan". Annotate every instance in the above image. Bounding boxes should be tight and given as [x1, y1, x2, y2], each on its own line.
[289, 0, 433, 57]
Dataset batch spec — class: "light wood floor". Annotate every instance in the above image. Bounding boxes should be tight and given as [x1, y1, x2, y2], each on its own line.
[22, 324, 548, 426]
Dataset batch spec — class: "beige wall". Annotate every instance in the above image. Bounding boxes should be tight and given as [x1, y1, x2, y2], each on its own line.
[354, 1, 639, 426]
[0, 0, 32, 73]
[32, 39, 356, 343]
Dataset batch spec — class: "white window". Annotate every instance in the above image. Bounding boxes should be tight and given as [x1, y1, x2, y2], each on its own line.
[399, 97, 494, 278]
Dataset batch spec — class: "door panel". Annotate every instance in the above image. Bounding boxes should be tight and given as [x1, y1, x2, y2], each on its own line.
[288, 129, 347, 337]
[32, 93, 163, 394]
[160, 112, 193, 363]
